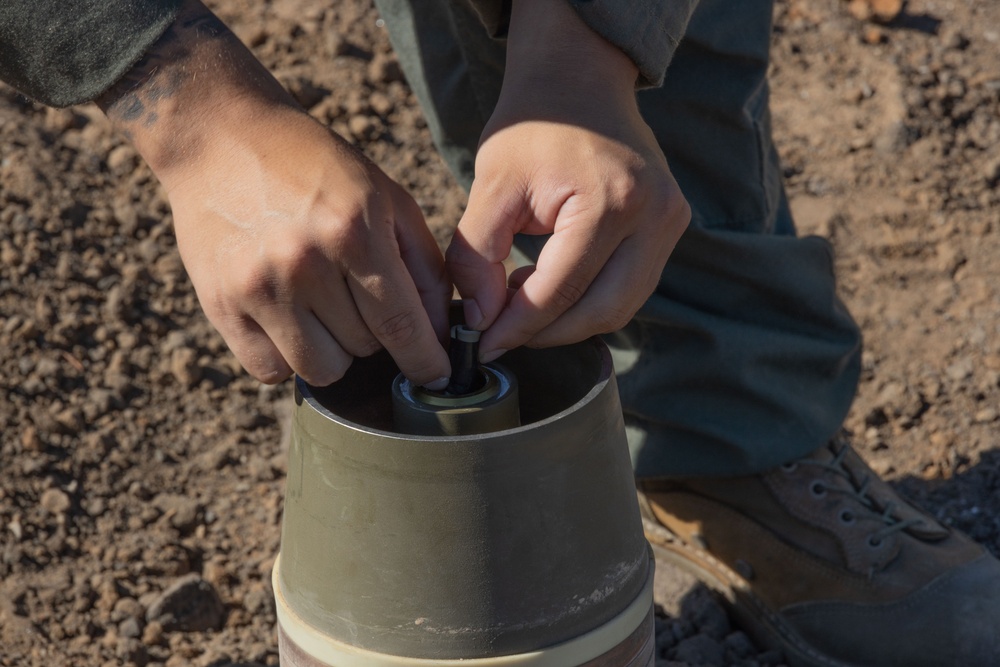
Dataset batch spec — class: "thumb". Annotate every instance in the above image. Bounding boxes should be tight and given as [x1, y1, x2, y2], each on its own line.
[446, 181, 522, 330]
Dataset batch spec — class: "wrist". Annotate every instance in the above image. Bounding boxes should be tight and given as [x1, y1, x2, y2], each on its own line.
[96, 0, 300, 188]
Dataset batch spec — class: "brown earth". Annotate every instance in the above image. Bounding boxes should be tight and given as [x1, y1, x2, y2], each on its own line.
[1, 0, 999, 665]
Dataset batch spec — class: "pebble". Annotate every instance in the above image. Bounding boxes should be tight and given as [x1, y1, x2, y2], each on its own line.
[673, 633, 727, 665]
[145, 574, 225, 632]
[367, 53, 404, 84]
[170, 347, 202, 388]
[153, 493, 202, 533]
[39, 488, 71, 516]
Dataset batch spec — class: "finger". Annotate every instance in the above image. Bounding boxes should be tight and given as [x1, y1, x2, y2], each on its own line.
[348, 221, 451, 388]
[220, 315, 293, 384]
[519, 233, 665, 348]
[478, 200, 624, 358]
[252, 304, 355, 386]
[446, 179, 522, 330]
[310, 279, 382, 359]
[393, 193, 452, 343]
[507, 265, 535, 291]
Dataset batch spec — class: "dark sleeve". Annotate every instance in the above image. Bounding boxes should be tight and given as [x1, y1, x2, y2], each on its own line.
[0, 0, 183, 107]
[467, 0, 700, 88]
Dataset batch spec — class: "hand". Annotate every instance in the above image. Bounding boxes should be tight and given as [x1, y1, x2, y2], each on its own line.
[97, 1, 451, 387]
[446, 0, 691, 362]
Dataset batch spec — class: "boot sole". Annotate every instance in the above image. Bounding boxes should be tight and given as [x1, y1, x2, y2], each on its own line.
[641, 514, 858, 667]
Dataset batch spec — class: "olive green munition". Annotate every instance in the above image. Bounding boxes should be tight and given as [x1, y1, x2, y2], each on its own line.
[273, 338, 655, 666]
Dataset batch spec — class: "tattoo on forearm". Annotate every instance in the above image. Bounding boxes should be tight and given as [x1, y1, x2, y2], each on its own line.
[96, 8, 233, 133]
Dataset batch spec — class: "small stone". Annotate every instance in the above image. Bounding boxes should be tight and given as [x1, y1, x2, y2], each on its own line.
[21, 426, 43, 452]
[324, 30, 348, 56]
[723, 630, 757, 659]
[286, 76, 327, 109]
[348, 115, 377, 141]
[367, 53, 404, 84]
[369, 91, 393, 116]
[116, 636, 148, 666]
[243, 582, 273, 615]
[145, 574, 225, 632]
[870, 0, 903, 22]
[106, 145, 136, 173]
[39, 488, 71, 515]
[119, 616, 142, 639]
[847, 0, 872, 21]
[170, 347, 202, 388]
[974, 408, 997, 423]
[686, 588, 731, 640]
[54, 406, 84, 433]
[141, 620, 164, 646]
[863, 25, 887, 44]
[153, 493, 202, 533]
[672, 633, 726, 665]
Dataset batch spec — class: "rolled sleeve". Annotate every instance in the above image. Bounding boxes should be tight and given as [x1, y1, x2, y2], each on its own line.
[468, 0, 700, 88]
[568, 0, 700, 87]
[0, 0, 183, 107]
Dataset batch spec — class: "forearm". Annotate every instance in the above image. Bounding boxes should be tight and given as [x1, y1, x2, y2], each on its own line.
[506, 0, 638, 97]
[95, 0, 300, 186]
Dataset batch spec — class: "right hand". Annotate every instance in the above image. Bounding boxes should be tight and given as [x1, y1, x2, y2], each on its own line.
[167, 110, 453, 387]
[97, 0, 452, 387]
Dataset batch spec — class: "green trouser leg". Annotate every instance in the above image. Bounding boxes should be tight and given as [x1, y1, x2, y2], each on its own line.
[375, 0, 862, 477]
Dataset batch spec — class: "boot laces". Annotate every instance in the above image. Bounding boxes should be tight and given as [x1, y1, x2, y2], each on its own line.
[798, 444, 923, 548]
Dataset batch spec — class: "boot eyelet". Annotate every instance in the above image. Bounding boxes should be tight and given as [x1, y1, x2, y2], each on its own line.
[839, 509, 856, 525]
[867, 536, 883, 548]
[781, 462, 798, 473]
[809, 481, 827, 498]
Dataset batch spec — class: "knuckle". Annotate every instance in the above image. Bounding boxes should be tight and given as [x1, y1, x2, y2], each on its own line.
[347, 336, 383, 359]
[609, 171, 642, 211]
[372, 309, 421, 348]
[300, 361, 350, 388]
[292, 347, 353, 387]
[273, 239, 324, 282]
[551, 280, 587, 311]
[593, 304, 635, 334]
[239, 351, 292, 385]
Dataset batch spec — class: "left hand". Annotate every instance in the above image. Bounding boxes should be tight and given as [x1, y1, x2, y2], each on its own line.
[446, 0, 691, 362]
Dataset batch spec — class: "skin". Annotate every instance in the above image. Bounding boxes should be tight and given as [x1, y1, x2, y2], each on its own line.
[97, 0, 690, 386]
[449, 0, 691, 362]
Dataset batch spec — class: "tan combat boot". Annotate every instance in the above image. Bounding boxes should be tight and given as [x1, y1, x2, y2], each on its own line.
[639, 440, 1000, 666]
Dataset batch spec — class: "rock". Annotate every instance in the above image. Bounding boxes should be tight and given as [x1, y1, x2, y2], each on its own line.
[870, 0, 903, 22]
[39, 488, 71, 516]
[369, 91, 393, 116]
[119, 616, 142, 639]
[145, 574, 225, 632]
[115, 636, 148, 666]
[286, 76, 328, 109]
[20, 426, 43, 452]
[243, 582, 274, 615]
[153, 494, 202, 534]
[348, 115, 378, 141]
[723, 630, 757, 659]
[685, 587, 731, 640]
[672, 633, 726, 665]
[170, 347, 202, 388]
[847, 0, 872, 21]
[106, 145, 136, 173]
[367, 53, 403, 84]
[864, 25, 887, 44]
[140, 620, 164, 646]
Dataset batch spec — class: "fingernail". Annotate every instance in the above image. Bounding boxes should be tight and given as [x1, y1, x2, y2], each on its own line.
[463, 299, 485, 329]
[480, 348, 507, 364]
[423, 376, 450, 391]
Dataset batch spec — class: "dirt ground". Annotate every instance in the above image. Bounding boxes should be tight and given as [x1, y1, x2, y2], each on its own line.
[1, 0, 999, 665]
